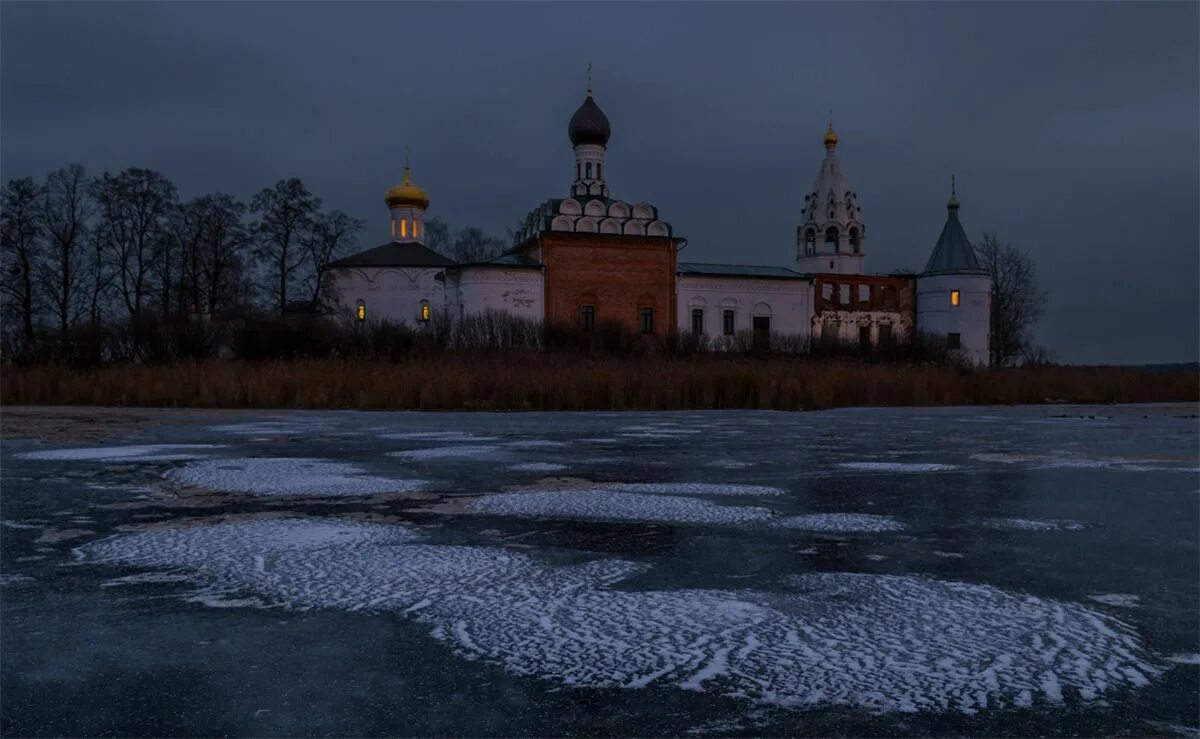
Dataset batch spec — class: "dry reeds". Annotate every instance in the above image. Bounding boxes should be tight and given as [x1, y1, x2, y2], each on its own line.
[2, 355, 1195, 411]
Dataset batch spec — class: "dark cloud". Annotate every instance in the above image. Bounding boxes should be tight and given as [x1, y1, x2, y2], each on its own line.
[3, 1, 1196, 363]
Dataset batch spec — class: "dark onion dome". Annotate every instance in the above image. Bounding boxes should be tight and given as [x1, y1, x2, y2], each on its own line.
[568, 94, 611, 147]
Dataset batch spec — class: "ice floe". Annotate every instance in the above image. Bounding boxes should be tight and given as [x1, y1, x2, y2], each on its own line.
[774, 513, 905, 532]
[77, 517, 1162, 715]
[16, 444, 224, 462]
[467, 490, 775, 526]
[165, 457, 425, 497]
[838, 462, 959, 473]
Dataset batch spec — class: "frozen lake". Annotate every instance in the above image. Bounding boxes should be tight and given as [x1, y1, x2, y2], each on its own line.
[2, 404, 1197, 736]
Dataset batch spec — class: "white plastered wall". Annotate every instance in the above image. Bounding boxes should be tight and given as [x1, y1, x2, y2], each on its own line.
[444, 267, 545, 321]
[916, 273, 991, 364]
[326, 267, 445, 326]
[676, 275, 814, 337]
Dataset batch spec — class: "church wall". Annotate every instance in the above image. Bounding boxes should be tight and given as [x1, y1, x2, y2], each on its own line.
[536, 232, 677, 335]
[444, 267, 544, 321]
[326, 267, 444, 326]
[812, 274, 915, 346]
[676, 276, 813, 337]
[916, 273, 991, 364]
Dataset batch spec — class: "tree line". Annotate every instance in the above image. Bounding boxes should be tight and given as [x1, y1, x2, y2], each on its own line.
[0, 163, 507, 359]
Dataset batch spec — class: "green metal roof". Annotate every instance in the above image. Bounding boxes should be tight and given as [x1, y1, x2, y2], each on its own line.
[922, 202, 985, 275]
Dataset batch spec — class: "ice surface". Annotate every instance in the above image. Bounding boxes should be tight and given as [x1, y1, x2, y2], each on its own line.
[774, 513, 905, 532]
[467, 490, 775, 525]
[77, 518, 1162, 715]
[165, 458, 425, 497]
[1167, 654, 1200, 665]
[839, 462, 959, 473]
[17, 444, 224, 462]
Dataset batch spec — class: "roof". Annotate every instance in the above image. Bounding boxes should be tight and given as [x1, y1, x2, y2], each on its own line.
[447, 253, 544, 270]
[922, 203, 986, 275]
[568, 94, 611, 147]
[678, 262, 810, 280]
[328, 241, 456, 269]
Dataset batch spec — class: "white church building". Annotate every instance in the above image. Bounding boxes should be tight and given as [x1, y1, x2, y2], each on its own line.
[325, 84, 992, 364]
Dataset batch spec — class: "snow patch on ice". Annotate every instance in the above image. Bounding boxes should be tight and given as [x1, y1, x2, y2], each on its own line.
[981, 518, 1088, 532]
[774, 514, 905, 532]
[389, 446, 505, 461]
[1167, 653, 1200, 665]
[839, 462, 959, 473]
[595, 482, 785, 497]
[467, 490, 775, 526]
[102, 571, 194, 588]
[77, 518, 1162, 715]
[1087, 593, 1140, 608]
[932, 551, 965, 559]
[17, 444, 224, 462]
[505, 440, 570, 449]
[381, 431, 500, 442]
[507, 463, 569, 473]
[165, 458, 425, 497]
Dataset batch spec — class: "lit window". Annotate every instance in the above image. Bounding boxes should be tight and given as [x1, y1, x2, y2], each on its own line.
[691, 308, 704, 335]
[722, 309, 735, 336]
[414, 221, 420, 239]
[420, 301, 430, 322]
[356, 302, 366, 321]
[950, 289, 960, 307]
[640, 307, 655, 334]
[400, 219, 407, 238]
[580, 304, 595, 331]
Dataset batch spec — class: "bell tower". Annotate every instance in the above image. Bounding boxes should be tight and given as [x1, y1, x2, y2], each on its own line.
[796, 117, 866, 275]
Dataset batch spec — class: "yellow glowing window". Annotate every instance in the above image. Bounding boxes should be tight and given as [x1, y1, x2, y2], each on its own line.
[950, 289, 961, 307]
[390, 220, 396, 238]
[400, 219, 407, 238]
[421, 303, 430, 321]
[356, 303, 366, 321]
[414, 221, 419, 239]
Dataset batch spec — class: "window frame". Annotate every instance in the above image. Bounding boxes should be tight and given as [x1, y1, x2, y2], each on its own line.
[356, 301, 366, 322]
[690, 308, 705, 335]
[640, 307, 655, 334]
[722, 309, 735, 336]
[947, 332, 961, 350]
[950, 289, 961, 307]
[580, 304, 596, 331]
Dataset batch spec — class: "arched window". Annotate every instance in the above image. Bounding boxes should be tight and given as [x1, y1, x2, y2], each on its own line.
[585, 162, 592, 179]
[849, 228, 860, 254]
[825, 227, 839, 253]
[576, 163, 581, 180]
[400, 219, 407, 238]
[356, 301, 366, 322]
[805, 229, 816, 255]
[420, 300, 431, 322]
[596, 163, 602, 180]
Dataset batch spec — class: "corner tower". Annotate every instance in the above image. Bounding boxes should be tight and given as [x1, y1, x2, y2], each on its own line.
[385, 153, 430, 243]
[796, 119, 865, 275]
[916, 180, 992, 365]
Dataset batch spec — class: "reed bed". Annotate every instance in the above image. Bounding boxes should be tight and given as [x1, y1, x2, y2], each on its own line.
[2, 355, 1195, 412]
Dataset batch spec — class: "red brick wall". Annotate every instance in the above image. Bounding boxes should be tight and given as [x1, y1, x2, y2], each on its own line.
[530, 232, 678, 335]
[813, 274, 915, 318]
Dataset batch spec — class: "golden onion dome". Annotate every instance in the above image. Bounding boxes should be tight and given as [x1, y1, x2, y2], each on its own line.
[385, 164, 429, 209]
[823, 122, 838, 148]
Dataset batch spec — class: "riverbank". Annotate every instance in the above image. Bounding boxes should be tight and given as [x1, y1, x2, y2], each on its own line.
[2, 356, 1196, 411]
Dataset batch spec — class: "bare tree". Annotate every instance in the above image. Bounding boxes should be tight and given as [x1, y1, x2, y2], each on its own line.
[196, 194, 250, 315]
[424, 217, 452, 258]
[451, 226, 506, 263]
[83, 222, 118, 328]
[92, 168, 178, 322]
[251, 178, 319, 312]
[976, 232, 1046, 366]
[304, 209, 363, 307]
[39, 164, 92, 339]
[1, 177, 45, 345]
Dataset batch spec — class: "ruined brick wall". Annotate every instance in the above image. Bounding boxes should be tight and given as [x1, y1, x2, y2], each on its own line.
[812, 274, 916, 342]
[530, 232, 678, 335]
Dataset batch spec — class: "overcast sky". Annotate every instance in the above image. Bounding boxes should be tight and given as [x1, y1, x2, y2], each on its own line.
[2, 2, 1196, 364]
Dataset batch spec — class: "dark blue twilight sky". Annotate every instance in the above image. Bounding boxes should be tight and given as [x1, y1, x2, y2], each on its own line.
[3, 2, 1197, 364]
